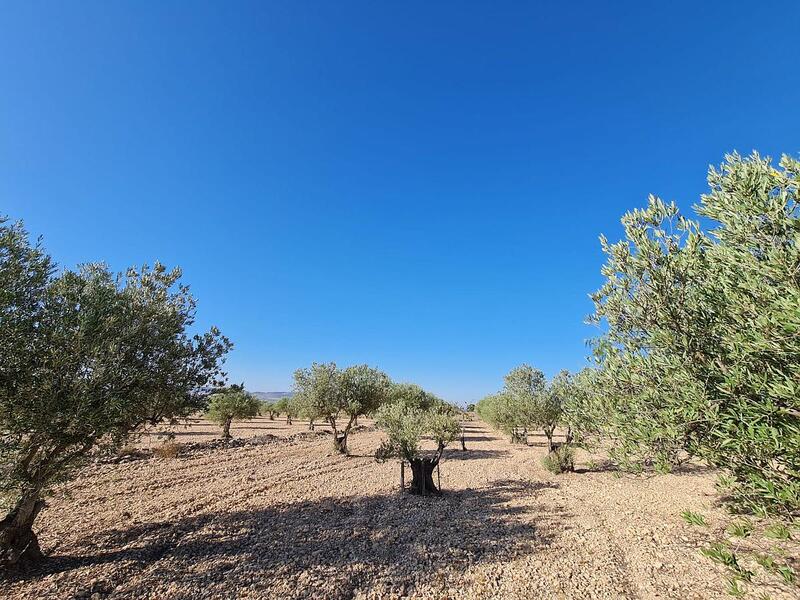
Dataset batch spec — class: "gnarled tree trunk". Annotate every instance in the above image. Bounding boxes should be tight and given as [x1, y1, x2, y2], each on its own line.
[408, 458, 439, 495]
[222, 417, 233, 439]
[331, 414, 357, 455]
[333, 433, 348, 454]
[0, 493, 45, 567]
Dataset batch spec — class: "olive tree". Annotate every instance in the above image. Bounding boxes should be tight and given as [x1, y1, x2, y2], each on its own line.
[503, 364, 546, 443]
[560, 368, 603, 449]
[205, 386, 261, 439]
[477, 364, 545, 444]
[476, 391, 522, 442]
[375, 398, 460, 495]
[272, 396, 297, 424]
[478, 366, 583, 455]
[293, 363, 389, 454]
[261, 401, 278, 420]
[590, 152, 800, 515]
[0, 218, 231, 566]
[539, 370, 572, 453]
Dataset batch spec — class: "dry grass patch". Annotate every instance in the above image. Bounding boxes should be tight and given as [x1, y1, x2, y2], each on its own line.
[152, 442, 181, 459]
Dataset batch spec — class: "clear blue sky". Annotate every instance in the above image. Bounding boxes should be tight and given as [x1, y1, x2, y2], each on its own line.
[2, 2, 799, 403]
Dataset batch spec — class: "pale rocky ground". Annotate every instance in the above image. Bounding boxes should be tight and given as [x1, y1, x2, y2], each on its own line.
[3, 417, 798, 599]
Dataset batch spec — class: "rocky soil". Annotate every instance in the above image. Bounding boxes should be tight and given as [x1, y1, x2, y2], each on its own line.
[3, 418, 797, 599]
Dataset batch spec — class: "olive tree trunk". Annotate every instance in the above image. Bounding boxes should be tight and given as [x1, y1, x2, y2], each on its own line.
[0, 492, 45, 567]
[405, 443, 446, 496]
[544, 427, 555, 453]
[331, 414, 357, 455]
[408, 458, 439, 495]
[510, 428, 525, 444]
[222, 417, 233, 439]
[333, 433, 348, 454]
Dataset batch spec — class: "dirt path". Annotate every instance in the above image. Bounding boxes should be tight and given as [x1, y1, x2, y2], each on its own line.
[2, 419, 793, 599]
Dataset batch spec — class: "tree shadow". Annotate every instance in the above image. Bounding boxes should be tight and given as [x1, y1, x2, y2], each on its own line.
[573, 460, 618, 474]
[169, 430, 216, 437]
[461, 435, 499, 442]
[523, 441, 549, 448]
[671, 462, 717, 476]
[6, 481, 565, 598]
[441, 449, 511, 461]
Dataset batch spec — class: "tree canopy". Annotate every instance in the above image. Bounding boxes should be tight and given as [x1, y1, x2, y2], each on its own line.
[0, 217, 232, 565]
[292, 362, 390, 454]
[589, 152, 800, 515]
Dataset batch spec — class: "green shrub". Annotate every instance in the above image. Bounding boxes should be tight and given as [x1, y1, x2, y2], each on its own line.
[153, 442, 181, 459]
[542, 445, 575, 474]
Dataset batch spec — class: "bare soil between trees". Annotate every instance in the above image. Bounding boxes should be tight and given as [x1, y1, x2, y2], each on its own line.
[3, 418, 796, 599]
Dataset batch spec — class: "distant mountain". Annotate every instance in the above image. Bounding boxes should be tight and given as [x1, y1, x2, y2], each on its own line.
[250, 391, 292, 401]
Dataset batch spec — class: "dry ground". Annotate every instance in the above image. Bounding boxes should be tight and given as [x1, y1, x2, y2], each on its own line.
[3, 418, 797, 599]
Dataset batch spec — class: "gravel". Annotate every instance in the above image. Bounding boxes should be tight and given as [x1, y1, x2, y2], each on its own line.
[2, 417, 797, 599]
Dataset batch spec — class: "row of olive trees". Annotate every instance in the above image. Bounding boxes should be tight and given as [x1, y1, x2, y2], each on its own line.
[0, 218, 233, 567]
[475, 365, 595, 473]
[198, 364, 466, 495]
[475, 365, 580, 453]
[584, 152, 800, 517]
[0, 210, 459, 567]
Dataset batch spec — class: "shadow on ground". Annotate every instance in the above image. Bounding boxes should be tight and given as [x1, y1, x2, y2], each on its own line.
[5, 481, 564, 598]
[441, 448, 512, 461]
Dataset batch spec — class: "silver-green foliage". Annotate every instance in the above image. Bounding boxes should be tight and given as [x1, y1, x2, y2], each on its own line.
[590, 152, 800, 515]
[476, 364, 543, 443]
[374, 394, 460, 463]
[292, 362, 390, 453]
[0, 219, 232, 502]
[271, 396, 298, 420]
